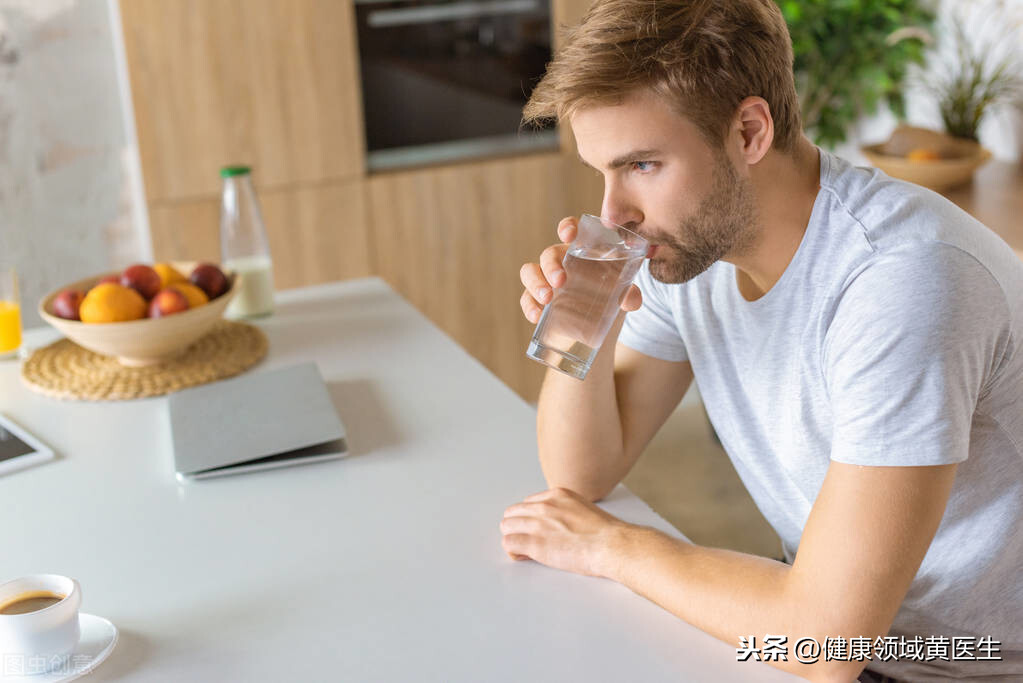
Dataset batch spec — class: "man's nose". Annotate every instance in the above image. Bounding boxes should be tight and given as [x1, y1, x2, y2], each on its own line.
[601, 181, 643, 230]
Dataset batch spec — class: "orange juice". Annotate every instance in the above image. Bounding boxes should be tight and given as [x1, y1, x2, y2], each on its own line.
[0, 300, 21, 354]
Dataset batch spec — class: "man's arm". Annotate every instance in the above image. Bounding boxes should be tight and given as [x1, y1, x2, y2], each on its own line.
[520, 216, 693, 502]
[536, 318, 693, 501]
[502, 461, 957, 682]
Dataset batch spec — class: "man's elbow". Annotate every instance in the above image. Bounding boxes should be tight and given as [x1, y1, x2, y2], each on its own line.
[581, 486, 614, 503]
[546, 481, 614, 502]
[540, 472, 615, 502]
[539, 464, 618, 502]
[536, 449, 630, 498]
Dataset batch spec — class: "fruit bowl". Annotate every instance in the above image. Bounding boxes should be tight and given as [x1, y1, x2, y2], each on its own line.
[38, 262, 237, 367]
[861, 144, 992, 193]
[861, 125, 992, 193]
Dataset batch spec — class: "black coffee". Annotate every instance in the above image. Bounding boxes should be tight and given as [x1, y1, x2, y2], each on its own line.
[0, 591, 65, 615]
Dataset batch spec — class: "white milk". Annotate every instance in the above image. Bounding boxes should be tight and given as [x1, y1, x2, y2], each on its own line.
[224, 255, 275, 318]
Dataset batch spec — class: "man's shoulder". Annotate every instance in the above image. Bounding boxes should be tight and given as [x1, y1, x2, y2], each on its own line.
[820, 151, 1000, 254]
[819, 151, 1023, 297]
[838, 241, 1007, 314]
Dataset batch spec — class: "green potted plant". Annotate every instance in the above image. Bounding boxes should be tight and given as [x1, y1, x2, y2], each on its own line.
[861, 0, 1023, 192]
[923, 13, 1022, 142]
[779, 0, 935, 148]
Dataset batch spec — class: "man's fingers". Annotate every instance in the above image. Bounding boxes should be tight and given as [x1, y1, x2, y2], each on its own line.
[503, 500, 556, 518]
[502, 533, 536, 560]
[519, 262, 554, 306]
[523, 489, 556, 502]
[500, 515, 545, 535]
[539, 244, 569, 288]
[515, 216, 576, 323]
[520, 290, 542, 325]
[525, 487, 580, 502]
[620, 284, 643, 312]
[556, 216, 578, 244]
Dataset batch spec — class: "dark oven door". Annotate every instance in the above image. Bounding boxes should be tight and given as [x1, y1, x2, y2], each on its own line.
[355, 0, 557, 170]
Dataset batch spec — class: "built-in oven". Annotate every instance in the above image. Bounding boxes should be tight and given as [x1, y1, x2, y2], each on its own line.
[354, 0, 557, 171]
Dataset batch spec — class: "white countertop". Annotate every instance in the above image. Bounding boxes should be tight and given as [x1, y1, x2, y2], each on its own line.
[0, 278, 793, 681]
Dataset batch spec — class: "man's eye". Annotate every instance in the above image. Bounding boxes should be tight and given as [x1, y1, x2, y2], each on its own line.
[632, 161, 655, 172]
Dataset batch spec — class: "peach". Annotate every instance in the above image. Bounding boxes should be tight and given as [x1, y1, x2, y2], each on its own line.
[148, 288, 190, 318]
[121, 264, 162, 300]
[190, 263, 228, 300]
[52, 289, 84, 321]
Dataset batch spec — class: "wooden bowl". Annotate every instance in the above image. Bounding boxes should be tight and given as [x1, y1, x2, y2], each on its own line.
[38, 262, 236, 367]
[861, 138, 992, 193]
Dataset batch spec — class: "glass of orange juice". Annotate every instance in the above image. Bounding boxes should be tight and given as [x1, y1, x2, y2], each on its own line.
[0, 265, 22, 359]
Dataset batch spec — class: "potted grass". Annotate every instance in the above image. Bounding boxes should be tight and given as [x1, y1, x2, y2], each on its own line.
[862, 1, 1023, 192]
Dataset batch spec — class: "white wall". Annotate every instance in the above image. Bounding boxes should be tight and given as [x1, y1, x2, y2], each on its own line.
[834, 0, 1023, 165]
[0, 0, 149, 329]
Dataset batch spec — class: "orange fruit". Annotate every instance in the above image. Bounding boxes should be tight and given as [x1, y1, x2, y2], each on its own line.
[153, 263, 188, 289]
[79, 283, 147, 323]
[907, 148, 941, 162]
[168, 282, 209, 309]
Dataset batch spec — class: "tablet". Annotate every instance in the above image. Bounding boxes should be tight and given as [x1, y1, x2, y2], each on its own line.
[0, 413, 55, 476]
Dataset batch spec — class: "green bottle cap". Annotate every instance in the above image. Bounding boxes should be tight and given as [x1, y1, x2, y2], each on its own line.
[220, 165, 252, 178]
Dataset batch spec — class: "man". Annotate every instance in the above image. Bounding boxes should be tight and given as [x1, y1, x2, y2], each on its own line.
[499, 1, 1023, 681]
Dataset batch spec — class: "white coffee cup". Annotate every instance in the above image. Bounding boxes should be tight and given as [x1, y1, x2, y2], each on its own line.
[0, 574, 82, 675]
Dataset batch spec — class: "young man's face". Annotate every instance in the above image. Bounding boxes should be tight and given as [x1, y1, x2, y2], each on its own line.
[570, 88, 757, 284]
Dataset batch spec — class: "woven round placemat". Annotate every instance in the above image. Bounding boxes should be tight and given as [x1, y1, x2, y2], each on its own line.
[21, 320, 268, 401]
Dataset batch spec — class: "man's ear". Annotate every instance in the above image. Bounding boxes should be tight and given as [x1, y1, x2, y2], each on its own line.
[733, 96, 774, 165]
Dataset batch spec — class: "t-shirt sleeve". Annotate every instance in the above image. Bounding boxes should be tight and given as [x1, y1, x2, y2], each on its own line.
[618, 261, 689, 362]
[824, 244, 1010, 466]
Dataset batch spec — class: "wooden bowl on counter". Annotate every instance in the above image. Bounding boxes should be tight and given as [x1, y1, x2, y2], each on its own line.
[861, 126, 992, 193]
[38, 262, 236, 367]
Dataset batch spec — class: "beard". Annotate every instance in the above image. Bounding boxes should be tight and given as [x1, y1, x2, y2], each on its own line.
[646, 155, 758, 284]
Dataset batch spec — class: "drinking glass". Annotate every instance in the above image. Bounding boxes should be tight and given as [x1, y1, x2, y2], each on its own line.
[0, 266, 21, 359]
[526, 214, 648, 380]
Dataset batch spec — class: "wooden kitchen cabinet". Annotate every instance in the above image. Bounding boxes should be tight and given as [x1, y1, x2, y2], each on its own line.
[367, 153, 601, 399]
[148, 179, 373, 290]
[120, 0, 365, 202]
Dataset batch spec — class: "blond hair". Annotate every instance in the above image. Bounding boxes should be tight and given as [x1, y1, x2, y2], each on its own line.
[523, 0, 802, 152]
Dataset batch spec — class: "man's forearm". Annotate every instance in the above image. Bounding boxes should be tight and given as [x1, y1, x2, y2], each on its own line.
[536, 314, 629, 500]
[602, 526, 868, 682]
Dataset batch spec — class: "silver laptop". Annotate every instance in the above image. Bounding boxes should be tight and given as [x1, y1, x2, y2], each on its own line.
[168, 362, 348, 481]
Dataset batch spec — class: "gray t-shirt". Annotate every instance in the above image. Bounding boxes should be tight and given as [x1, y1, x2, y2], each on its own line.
[619, 149, 1023, 680]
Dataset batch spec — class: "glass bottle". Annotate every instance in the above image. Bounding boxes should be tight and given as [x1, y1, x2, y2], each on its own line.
[219, 166, 275, 318]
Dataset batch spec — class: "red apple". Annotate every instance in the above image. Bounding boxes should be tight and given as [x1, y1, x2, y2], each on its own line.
[190, 263, 228, 300]
[148, 288, 190, 318]
[52, 289, 84, 320]
[121, 264, 162, 300]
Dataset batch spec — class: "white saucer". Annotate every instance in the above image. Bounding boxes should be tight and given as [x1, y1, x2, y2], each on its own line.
[0, 613, 118, 682]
